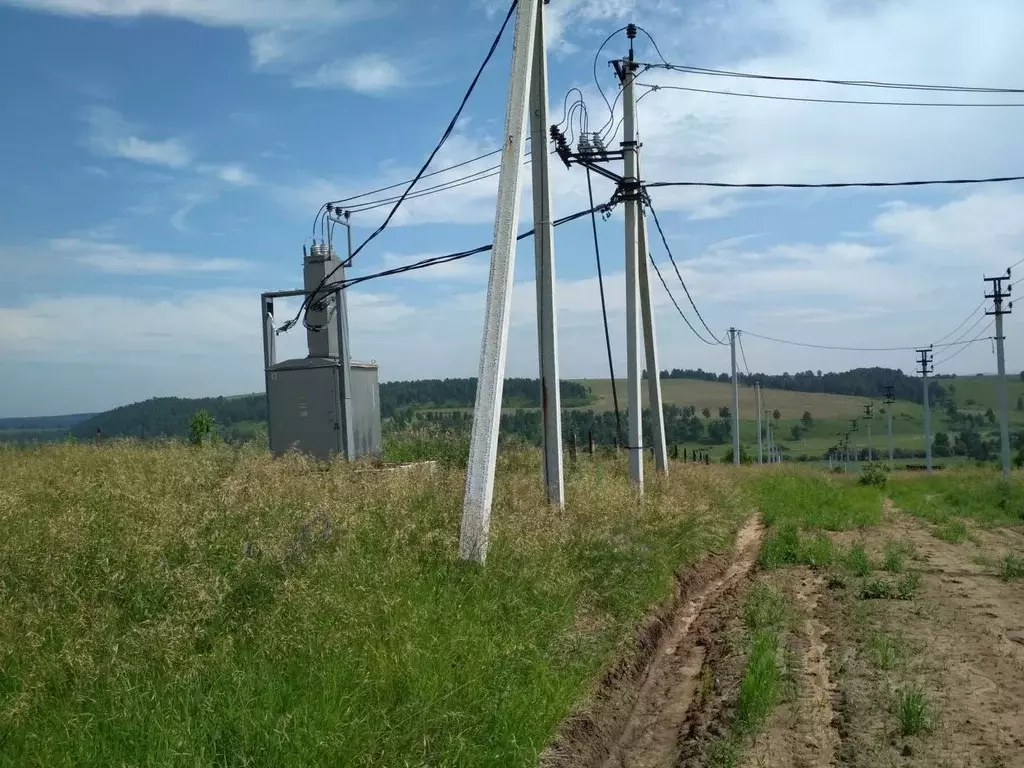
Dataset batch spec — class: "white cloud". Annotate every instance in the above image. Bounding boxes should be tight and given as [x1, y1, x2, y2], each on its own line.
[48, 238, 245, 274]
[83, 106, 193, 168]
[200, 163, 258, 186]
[0, 0, 375, 28]
[295, 54, 403, 93]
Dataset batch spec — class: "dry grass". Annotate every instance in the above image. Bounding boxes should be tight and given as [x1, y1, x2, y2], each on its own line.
[0, 440, 748, 767]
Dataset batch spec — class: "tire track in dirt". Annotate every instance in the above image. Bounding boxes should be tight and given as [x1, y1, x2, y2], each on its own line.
[741, 570, 839, 768]
[541, 516, 763, 768]
[598, 518, 764, 768]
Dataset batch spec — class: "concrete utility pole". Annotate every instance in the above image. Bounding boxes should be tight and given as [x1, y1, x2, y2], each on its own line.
[756, 382, 763, 464]
[985, 270, 1013, 478]
[730, 328, 740, 465]
[620, 29, 644, 487]
[863, 403, 874, 461]
[916, 346, 934, 474]
[637, 168, 668, 474]
[767, 412, 774, 465]
[849, 418, 859, 467]
[884, 385, 895, 464]
[461, 0, 548, 563]
[529, 4, 564, 508]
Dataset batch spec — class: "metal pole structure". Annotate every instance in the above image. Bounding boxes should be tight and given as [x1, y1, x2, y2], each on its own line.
[730, 328, 740, 465]
[917, 347, 934, 474]
[884, 385, 895, 464]
[638, 203, 669, 473]
[756, 383, 763, 464]
[460, 0, 539, 563]
[621, 36, 644, 487]
[332, 256, 355, 461]
[529, 1, 564, 506]
[985, 271, 1013, 478]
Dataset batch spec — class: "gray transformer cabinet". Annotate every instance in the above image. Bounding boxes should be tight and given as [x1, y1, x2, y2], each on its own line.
[261, 243, 382, 461]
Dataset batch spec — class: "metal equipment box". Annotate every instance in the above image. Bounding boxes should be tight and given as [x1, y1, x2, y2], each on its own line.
[267, 357, 381, 460]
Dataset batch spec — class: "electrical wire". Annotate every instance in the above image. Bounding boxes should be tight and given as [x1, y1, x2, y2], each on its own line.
[593, 27, 629, 140]
[933, 323, 995, 368]
[646, 200, 725, 344]
[931, 299, 986, 345]
[647, 251, 717, 346]
[346, 0, 518, 264]
[940, 310, 989, 349]
[638, 82, 1024, 108]
[312, 201, 614, 296]
[284, 0, 519, 334]
[586, 167, 623, 444]
[738, 330, 990, 352]
[646, 175, 1024, 190]
[637, 61, 1024, 94]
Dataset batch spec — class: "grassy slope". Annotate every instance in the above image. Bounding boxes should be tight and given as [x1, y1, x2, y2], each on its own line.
[0, 442, 748, 767]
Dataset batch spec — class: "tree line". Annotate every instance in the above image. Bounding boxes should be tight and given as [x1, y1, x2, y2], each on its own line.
[659, 366, 935, 403]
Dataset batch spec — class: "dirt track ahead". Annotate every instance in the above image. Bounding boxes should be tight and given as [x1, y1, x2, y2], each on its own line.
[545, 502, 1024, 768]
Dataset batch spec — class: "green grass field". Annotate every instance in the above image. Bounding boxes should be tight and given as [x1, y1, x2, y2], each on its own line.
[0, 441, 749, 767]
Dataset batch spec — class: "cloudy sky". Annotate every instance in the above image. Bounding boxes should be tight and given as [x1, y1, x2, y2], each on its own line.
[2, 0, 1023, 417]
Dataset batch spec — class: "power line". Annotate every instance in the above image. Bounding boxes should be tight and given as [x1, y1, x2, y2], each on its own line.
[647, 252, 717, 346]
[739, 330, 991, 352]
[637, 61, 1024, 94]
[646, 200, 725, 345]
[285, 0, 518, 333]
[638, 82, 1024, 108]
[941, 311, 990, 349]
[931, 299, 986, 345]
[327, 202, 612, 293]
[326, 149, 505, 207]
[934, 323, 995, 368]
[737, 331, 752, 376]
[647, 175, 1024, 190]
[586, 168, 623, 443]
[345, 0, 518, 265]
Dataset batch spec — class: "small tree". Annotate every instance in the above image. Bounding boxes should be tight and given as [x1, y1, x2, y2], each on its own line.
[986, 407, 997, 426]
[719, 405, 731, 419]
[772, 408, 781, 421]
[801, 410, 813, 429]
[189, 409, 215, 446]
[702, 407, 712, 420]
[933, 431, 951, 457]
[1017, 396, 1024, 411]
[790, 423, 804, 441]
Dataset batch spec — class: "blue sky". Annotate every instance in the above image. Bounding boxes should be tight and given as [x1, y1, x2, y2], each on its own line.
[2, 0, 1024, 417]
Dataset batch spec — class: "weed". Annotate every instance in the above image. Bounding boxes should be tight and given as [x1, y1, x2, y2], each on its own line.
[869, 632, 902, 670]
[844, 543, 872, 576]
[883, 542, 905, 573]
[1000, 554, 1024, 580]
[897, 572, 922, 600]
[935, 520, 968, 543]
[860, 576, 895, 600]
[896, 687, 932, 736]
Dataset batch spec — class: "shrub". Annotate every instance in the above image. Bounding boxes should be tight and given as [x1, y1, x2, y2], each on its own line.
[858, 461, 889, 488]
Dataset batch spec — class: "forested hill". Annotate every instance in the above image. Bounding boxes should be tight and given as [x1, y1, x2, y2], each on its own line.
[68, 379, 592, 440]
[660, 366, 936, 403]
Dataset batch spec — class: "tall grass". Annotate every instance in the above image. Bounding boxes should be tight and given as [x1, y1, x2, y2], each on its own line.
[888, 471, 1024, 527]
[750, 472, 883, 531]
[0, 441, 747, 766]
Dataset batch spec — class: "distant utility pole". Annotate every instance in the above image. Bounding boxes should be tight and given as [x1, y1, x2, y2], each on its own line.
[756, 382, 763, 464]
[730, 328, 740, 465]
[849, 418, 859, 465]
[461, 0, 558, 563]
[985, 270, 1013, 478]
[863, 403, 874, 461]
[884, 385, 895, 464]
[916, 346, 934, 473]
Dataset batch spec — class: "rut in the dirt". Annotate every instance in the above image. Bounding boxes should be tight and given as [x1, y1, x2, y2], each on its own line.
[598, 517, 765, 768]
